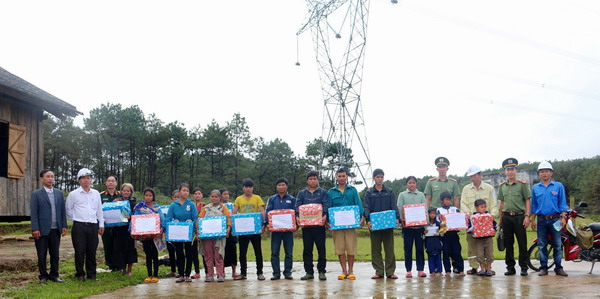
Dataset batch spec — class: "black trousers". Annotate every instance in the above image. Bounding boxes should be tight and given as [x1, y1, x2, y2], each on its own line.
[302, 226, 326, 274]
[112, 226, 138, 270]
[101, 227, 114, 269]
[502, 214, 529, 270]
[224, 236, 238, 267]
[167, 242, 177, 272]
[238, 234, 263, 276]
[72, 222, 99, 278]
[173, 241, 194, 277]
[35, 229, 61, 279]
[142, 240, 159, 277]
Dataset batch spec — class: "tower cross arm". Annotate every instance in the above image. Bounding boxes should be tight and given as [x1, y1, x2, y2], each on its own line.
[296, 0, 351, 36]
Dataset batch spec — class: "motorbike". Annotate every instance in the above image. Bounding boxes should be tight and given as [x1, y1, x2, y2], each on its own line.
[527, 202, 600, 274]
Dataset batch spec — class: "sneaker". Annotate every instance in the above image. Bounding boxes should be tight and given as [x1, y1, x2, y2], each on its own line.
[284, 275, 293, 280]
[539, 269, 548, 276]
[318, 272, 327, 281]
[185, 277, 192, 283]
[192, 273, 201, 279]
[555, 269, 568, 277]
[217, 276, 225, 282]
[205, 276, 214, 282]
[301, 274, 314, 280]
[175, 277, 185, 283]
[270, 276, 281, 280]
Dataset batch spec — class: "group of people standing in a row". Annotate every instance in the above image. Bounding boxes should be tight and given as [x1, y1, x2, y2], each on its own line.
[30, 156, 569, 285]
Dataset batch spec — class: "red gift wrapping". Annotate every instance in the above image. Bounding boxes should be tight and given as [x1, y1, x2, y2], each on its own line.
[268, 209, 297, 232]
[470, 213, 495, 238]
[440, 212, 468, 231]
[298, 204, 324, 227]
[402, 203, 427, 227]
[130, 214, 162, 240]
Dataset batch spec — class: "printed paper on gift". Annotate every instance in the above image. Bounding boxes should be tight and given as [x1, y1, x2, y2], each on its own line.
[231, 213, 262, 236]
[328, 205, 360, 230]
[268, 209, 296, 232]
[440, 212, 468, 231]
[131, 214, 162, 240]
[166, 221, 194, 242]
[403, 204, 427, 227]
[102, 201, 131, 227]
[198, 216, 227, 239]
[471, 213, 495, 238]
[298, 204, 324, 227]
[370, 210, 397, 231]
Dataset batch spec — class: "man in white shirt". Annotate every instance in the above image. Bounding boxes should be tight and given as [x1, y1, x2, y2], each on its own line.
[66, 168, 104, 281]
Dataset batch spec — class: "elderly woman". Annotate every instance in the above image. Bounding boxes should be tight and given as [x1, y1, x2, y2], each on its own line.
[199, 190, 232, 282]
[112, 183, 138, 276]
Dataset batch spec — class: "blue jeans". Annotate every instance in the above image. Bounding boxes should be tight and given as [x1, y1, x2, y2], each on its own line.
[537, 217, 563, 270]
[271, 232, 294, 277]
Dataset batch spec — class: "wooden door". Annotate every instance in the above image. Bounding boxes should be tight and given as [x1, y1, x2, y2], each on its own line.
[7, 124, 26, 178]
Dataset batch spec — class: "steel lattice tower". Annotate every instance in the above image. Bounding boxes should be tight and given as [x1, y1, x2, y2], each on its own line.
[297, 0, 372, 186]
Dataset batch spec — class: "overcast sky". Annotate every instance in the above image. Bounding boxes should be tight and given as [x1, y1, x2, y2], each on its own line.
[2, 0, 599, 181]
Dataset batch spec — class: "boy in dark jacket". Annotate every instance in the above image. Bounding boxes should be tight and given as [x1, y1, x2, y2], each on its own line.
[424, 207, 443, 276]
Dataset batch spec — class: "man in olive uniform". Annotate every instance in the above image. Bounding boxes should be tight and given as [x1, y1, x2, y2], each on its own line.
[99, 175, 119, 271]
[497, 158, 531, 276]
[461, 165, 498, 275]
[425, 157, 461, 209]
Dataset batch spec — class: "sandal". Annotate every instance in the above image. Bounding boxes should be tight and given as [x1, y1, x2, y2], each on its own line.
[337, 274, 348, 280]
[371, 274, 384, 279]
[233, 275, 245, 280]
[150, 277, 159, 283]
[347, 274, 357, 280]
[386, 274, 398, 279]
[405, 272, 413, 278]
[144, 277, 152, 283]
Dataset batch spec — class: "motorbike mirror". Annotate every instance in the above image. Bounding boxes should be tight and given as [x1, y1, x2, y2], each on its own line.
[578, 202, 588, 208]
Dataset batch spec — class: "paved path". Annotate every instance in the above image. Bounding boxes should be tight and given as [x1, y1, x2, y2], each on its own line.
[88, 261, 600, 298]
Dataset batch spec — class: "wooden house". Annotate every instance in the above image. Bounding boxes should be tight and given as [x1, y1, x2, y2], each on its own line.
[0, 66, 81, 221]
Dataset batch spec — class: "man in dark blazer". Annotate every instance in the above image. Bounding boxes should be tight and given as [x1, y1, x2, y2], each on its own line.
[30, 169, 68, 283]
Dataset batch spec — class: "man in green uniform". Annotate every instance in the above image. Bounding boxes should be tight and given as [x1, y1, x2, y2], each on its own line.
[497, 158, 531, 276]
[424, 157, 460, 209]
[99, 175, 119, 271]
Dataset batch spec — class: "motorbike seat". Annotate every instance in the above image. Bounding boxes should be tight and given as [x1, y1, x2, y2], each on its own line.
[588, 222, 600, 234]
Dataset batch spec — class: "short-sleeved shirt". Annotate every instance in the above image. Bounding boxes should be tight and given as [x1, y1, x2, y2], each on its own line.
[497, 180, 531, 213]
[234, 194, 265, 214]
[396, 189, 426, 220]
[100, 190, 120, 203]
[424, 178, 461, 209]
[460, 182, 498, 217]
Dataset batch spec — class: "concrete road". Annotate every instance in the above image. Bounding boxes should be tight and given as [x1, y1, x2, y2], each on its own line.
[87, 260, 600, 298]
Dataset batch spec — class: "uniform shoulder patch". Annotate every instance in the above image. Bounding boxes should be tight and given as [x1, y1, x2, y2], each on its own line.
[499, 181, 506, 186]
[428, 177, 437, 181]
[448, 178, 457, 182]
[518, 180, 527, 184]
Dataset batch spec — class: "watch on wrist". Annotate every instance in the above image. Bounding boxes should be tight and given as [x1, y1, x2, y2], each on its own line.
[525, 214, 530, 217]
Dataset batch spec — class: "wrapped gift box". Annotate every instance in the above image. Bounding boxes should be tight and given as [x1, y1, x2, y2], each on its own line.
[224, 203, 234, 213]
[298, 204, 324, 227]
[198, 216, 227, 239]
[231, 212, 263, 236]
[130, 214, 162, 240]
[471, 213, 495, 238]
[268, 209, 297, 232]
[328, 205, 361, 230]
[102, 201, 131, 227]
[166, 221, 194, 242]
[370, 210, 397, 231]
[440, 212, 468, 231]
[403, 203, 427, 227]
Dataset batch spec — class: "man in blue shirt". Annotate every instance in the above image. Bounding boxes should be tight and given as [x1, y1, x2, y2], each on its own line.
[295, 171, 329, 281]
[530, 161, 568, 277]
[265, 178, 296, 280]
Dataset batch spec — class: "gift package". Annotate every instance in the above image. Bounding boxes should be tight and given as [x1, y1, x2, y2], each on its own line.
[231, 212, 263, 236]
[166, 221, 194, 242]
[130, 213, 162, 240]
[268, 209, 297, 232]
[370, 210, 397, 231]
[402, 203, 427, 227]
[102, 201, 131, 227]
[298, 204, 324, 227]
[198, 216, 227, 239]
[470, 213, 495, 238]
[328, 205, 361, 230]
